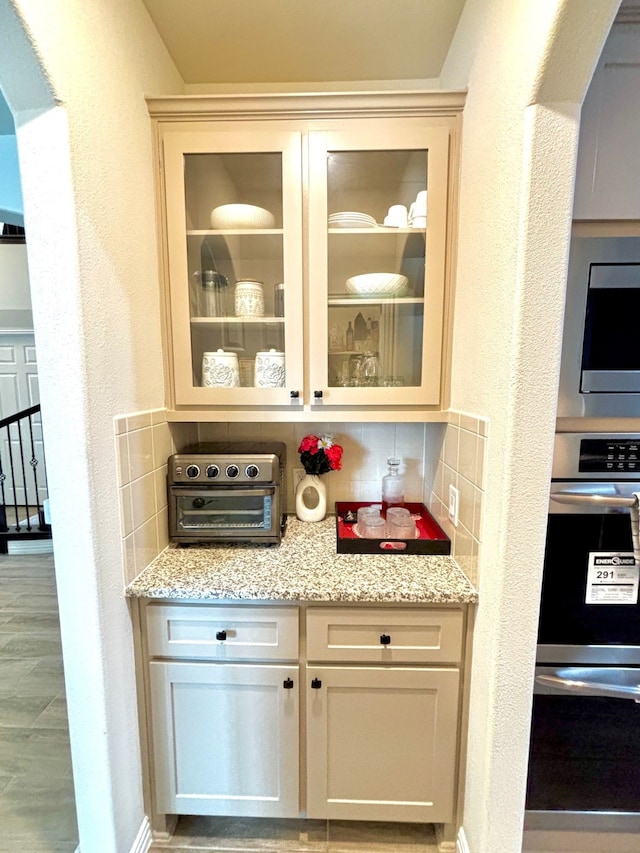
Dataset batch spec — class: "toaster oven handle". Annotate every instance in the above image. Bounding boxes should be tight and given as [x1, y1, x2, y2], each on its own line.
[170, 487, 275, 498]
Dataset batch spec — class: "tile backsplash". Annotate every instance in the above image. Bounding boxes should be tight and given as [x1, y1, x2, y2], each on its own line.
[115, 410, 486, 588]
[114, 409, 176, 585]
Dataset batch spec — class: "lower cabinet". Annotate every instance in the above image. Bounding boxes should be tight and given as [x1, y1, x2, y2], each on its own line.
[140, 602, 466, 825]
[149, 661, 300, 817]
[306, 665, 459, 822]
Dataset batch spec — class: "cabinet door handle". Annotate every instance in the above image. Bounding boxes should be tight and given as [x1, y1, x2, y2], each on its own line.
[380, 634, 391, 645]
[283, 677, 294, 689]
[313, 390, 323, 399]
[215, 630, 227, 641]
[290, 390, 299, 399]
[311, 677, 322, 689]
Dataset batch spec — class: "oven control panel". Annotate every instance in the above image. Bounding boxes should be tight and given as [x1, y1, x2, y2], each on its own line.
[579, 438, 640, 473]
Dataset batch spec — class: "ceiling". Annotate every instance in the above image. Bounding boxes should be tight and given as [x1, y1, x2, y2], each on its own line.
[141, 0, 466, 86]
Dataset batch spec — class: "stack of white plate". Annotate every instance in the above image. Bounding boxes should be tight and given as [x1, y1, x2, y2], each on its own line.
[328, 211, 377, 229]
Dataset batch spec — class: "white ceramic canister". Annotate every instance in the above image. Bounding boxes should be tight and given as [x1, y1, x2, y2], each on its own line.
[234, 278, 264, 317]
[254, 348, 285, 387]
[201, 349, 240, 387]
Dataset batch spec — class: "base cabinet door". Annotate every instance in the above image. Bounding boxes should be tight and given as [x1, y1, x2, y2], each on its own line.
[149, 661, 299, 817]
[306, 665, 459, 822]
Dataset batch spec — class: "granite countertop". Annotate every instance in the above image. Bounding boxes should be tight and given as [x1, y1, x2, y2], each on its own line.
[125, 516, 478, 605]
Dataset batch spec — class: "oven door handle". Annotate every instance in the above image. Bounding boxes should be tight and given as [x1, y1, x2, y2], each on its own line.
[550, 489, 638, 508]
[536, 669, 640, 702]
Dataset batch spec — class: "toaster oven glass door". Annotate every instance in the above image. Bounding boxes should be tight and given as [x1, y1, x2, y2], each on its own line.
[172, 487, 276, 541]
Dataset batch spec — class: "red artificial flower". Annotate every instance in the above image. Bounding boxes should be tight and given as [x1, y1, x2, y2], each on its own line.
[325, 444, 343, 470]
[298, 434, 320, 454]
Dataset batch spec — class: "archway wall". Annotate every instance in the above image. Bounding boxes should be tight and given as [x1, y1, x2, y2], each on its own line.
[440, 2, 619, 851]
[0, 1, 183, 850]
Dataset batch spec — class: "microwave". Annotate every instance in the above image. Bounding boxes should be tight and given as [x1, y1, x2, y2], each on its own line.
[557, 233, 640, 418]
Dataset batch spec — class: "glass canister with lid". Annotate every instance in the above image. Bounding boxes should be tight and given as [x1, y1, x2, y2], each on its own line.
[234, 278, 264, 317]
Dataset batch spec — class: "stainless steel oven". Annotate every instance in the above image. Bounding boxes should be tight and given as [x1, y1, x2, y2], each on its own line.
[167, 442, 287, 545]
[557, 234, 640, 418]
[525, 432, 640, 832]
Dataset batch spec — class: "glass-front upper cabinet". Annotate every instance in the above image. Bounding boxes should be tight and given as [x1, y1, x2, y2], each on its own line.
[161, 127, 303, 406]
[307, 120, 449, 406]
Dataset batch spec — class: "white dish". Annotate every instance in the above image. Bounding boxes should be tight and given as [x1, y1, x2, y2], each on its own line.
[329, 211, 377, 224]
[330, 219, 378, 229]
[345, 273, 409, 297]
[210, 204, 276, 229]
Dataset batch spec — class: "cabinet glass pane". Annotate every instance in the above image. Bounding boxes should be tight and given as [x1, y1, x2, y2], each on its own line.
[326, 149, 427, 389]
[182, 152, 287, 391]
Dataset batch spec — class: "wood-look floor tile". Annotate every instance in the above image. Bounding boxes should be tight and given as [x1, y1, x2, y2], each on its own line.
[327, 820, 438, 852]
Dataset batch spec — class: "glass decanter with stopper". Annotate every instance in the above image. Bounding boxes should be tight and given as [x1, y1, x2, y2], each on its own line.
[381, 457, 405, 516]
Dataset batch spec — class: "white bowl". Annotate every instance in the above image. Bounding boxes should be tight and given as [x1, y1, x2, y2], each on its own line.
[345, 273, 409, 297]
[210, 204, 276, 229]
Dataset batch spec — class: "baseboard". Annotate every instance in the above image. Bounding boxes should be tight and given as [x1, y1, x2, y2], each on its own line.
[457, 826, 471, 853]
[129, 816, 152, 853]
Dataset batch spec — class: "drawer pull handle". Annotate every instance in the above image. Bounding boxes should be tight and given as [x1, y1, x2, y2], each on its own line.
[283, 678, 294, 689]
[216, 630, 227, 641]
[380, 634, 391, 645]
[311, 677, 322, 689]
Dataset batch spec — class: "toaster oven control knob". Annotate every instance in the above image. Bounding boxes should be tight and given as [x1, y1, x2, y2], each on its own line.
[225, 464, 240, 479]
[192, 498, 205, 509]
[185, 464, 200, 479]
[245, 464, 259, 479]
[205, 464, 220, 479]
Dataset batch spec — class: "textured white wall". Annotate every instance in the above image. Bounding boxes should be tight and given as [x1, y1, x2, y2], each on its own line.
[0, 0, 183, 850]
[440, 2, 619, 851]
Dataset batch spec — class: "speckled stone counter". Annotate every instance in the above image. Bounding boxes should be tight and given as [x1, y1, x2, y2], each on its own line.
[125, 516, 478, 604]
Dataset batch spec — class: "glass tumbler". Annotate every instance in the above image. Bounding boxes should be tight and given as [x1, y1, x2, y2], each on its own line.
[362, 516, 387, 539]
[387, 517, 417, 540]
[386, 506, 411, 524]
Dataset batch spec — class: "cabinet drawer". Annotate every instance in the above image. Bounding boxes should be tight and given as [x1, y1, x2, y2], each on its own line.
[146, 604, 299, 661]
[306, 607, 463, 664]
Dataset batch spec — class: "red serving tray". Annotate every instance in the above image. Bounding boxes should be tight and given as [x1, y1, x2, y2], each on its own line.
[335, 501, 451, 555]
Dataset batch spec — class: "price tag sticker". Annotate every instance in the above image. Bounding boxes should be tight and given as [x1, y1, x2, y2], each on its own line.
[586, 552, 639, 604]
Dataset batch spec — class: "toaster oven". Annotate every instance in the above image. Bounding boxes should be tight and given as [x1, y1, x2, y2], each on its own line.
[167, 442, 287, 545]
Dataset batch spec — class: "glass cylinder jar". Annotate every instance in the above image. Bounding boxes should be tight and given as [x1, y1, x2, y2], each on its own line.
[195, 270, 228, 317]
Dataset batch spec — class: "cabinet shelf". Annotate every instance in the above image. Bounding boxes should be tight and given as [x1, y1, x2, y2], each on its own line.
[328, 297, 423, 306]
[188, 229, 282, 236]
[328, 227, 426, 235]
[190, 316, 285, 325]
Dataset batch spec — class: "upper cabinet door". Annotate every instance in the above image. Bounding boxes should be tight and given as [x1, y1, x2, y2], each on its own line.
[307, 120, 450, 407]
[162, 127, 304, 406]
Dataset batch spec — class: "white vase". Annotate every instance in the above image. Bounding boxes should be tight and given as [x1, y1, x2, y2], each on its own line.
[295, 474, 327, 522]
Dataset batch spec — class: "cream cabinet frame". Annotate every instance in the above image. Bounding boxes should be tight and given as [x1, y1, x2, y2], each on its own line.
[149, 92, 464, 421]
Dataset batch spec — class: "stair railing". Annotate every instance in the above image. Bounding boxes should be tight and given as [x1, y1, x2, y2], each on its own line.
[0, 403, 50, 538]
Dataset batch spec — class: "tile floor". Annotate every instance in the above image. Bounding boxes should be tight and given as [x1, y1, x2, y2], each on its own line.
[0, 552, 78, 852]
[149, 815, 441, 852]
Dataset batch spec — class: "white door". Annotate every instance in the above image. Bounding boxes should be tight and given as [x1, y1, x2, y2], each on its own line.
[149, 660, 300, 817]
[0, 331, 47, 507]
